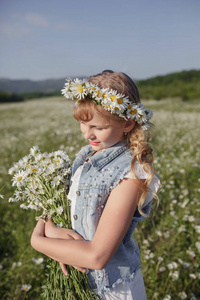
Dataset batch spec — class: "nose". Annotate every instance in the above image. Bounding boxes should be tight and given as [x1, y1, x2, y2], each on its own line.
[83, 127, 95, 140]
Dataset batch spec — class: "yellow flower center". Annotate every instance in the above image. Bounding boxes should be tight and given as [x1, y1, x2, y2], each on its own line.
[110, 95, 116, 102]
[56, 159, 60, 163]
[77, 99, 82, 103]
[90, 86, 95, 90]
[114, 107, 119, 110]
[117, 98, 123, 104]
[32, 168, 37, 172]
[96, 90, 102, 96]
[77, 86, 83, 93]
[103, 93, 107, 98]
[106, 105, 111, 108]
[128, 105, 132, 110]
[17, 176, 22, 181]
[130, 109, 137, 115]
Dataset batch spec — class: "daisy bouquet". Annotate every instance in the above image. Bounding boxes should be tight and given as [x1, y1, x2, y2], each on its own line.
[8, 146, 99, 299]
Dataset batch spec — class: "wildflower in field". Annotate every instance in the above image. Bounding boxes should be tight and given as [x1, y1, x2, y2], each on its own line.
[180, 198, 189, 208]
[142, 239, 149, 246]
[163, 295, 171, 300]
[158, 266, 166, 272]
[182, 262, 190, 268]
[158, 256, 163, 262]
[194, 225, 200, 233]
[178, 258, 183, 264]
[195, 241, 200, 253]
[186, 249, 195, 258]
[21, 284, 32, 292]
[188, 215, 195, 222]
[171, 271, 179, 280]
[32, 257, 44, 265]
[156, 230, 162, 236]
[183, 215, 189, 221]
[167, 262, 177, 270]
[12, 262, 22, 268]
[189, 273, 196, 279]
[149, 252, 155, 258]
[0, 194, 4, 199]
[178, 291, 187, 299]
[197, 273, 200, 279]
[190, 293, 197, 300]
[178, 225, 186, 232]
[163, 231, 170, 238]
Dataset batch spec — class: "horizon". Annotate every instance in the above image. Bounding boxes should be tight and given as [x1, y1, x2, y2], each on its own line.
[0, 68, 199, 82]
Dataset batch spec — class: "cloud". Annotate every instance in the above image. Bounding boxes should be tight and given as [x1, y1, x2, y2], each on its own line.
[25, 13, 49, 27]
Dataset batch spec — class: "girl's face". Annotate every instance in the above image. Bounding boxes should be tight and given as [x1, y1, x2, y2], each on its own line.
[80, 110, 127, 152]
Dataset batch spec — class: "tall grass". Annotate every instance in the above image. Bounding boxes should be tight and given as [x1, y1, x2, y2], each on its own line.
[0, 97, 199, 299]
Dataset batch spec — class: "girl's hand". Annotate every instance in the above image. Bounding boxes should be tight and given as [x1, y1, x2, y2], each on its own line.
[59, 262, 86, 276]
[30, 220, 45, 250]
[45, 219, 86, 275]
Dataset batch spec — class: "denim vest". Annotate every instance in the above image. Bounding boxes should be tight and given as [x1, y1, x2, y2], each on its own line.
[71, 140, 151, 296]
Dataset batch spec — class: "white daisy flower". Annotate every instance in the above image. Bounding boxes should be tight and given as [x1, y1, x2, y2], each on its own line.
[61, 80, 73, 99]
[21, 284, 32, 292]
[12, 170, 26, 188]
[178, 291, 187, 299]
[70, 78, 88, 100]
[194, 225, 200, 233]
[163, 295, 171, 300]
[30, 145, 40, 156]
[32, 257, 44, 265]
[51, 176, 62, 187]
[8, 166, 19, 176]
[189, 273, 196, 279]
[56, 206, 64, 215]
[171, 271, 179, 280]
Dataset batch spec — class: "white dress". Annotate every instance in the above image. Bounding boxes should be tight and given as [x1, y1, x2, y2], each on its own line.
[68, 160, 160, 300]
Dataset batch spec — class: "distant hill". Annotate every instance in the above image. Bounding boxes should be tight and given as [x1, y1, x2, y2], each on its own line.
[137, 69, 200, 100]
[0, 78, 67, 94]
[0, 70, 199, 101]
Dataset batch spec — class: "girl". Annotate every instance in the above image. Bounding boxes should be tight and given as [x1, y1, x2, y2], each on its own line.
[31, 70, 160, 299]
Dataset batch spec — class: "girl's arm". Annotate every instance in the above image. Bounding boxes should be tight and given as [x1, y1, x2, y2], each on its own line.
[44, 219, 86, 275]
[31, 178, 142, 270]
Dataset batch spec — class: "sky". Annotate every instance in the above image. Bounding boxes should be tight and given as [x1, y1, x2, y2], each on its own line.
[0, 0, 200, 80]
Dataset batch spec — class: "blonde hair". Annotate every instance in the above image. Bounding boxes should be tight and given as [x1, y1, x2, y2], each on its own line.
[73, 70, 158, 216]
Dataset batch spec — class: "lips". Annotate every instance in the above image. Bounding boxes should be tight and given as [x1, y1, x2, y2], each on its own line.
[89, 141, 100, 146]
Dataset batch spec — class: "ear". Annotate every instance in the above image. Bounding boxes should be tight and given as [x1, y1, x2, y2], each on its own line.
[123, 120, 135, 133]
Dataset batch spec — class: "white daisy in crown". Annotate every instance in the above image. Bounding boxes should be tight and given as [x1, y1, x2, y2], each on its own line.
[70, 78, 88, 100]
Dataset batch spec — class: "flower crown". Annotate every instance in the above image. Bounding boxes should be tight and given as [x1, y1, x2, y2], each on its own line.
[61, 78, 153, 130]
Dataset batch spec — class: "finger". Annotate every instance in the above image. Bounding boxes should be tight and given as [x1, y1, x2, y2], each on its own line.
[68, 231, 84, 241]
[73, 265, 86, 273]
[34, 220, 45, 235]
[59, 262, 68, 276]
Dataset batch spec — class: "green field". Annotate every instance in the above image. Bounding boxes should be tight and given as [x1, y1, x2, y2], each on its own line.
[0, 97, 200, 299]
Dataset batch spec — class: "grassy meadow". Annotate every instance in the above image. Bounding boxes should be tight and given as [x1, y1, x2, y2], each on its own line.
[0, 97, 200, 299]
